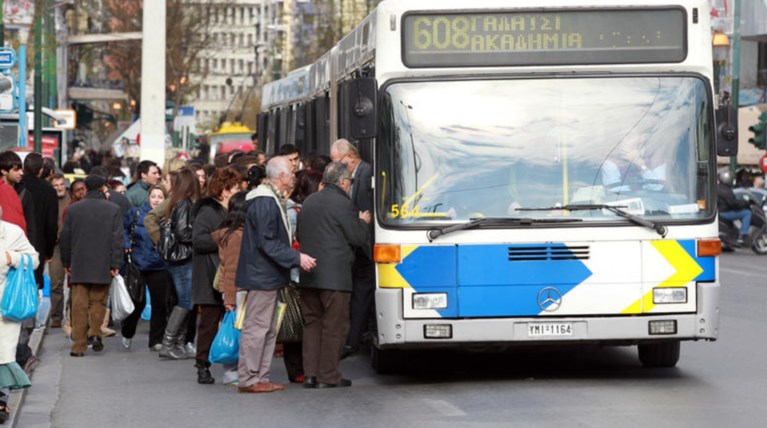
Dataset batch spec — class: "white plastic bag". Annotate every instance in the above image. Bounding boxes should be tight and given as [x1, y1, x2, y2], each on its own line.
[110, 274, 135, 322]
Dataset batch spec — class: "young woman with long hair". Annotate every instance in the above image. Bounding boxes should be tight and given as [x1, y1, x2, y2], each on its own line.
[159, 168, 200, 360]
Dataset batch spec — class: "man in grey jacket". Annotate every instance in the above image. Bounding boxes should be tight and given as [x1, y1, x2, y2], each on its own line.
[297, 161, 371, 388]
[60, 174, 123, 357]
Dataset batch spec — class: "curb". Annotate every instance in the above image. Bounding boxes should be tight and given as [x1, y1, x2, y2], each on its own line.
[6, 298, 50, 428]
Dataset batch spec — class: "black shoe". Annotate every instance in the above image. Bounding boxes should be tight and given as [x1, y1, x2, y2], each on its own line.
[340, 345, 358, 360]
[303, 376, 318, 389]
[317, 379, 352, 388]
[89, 336, 104, 352]
[739, 235, 751, 247]
[22, 355, 39, 374]
[196, 364, 215, 384]
[69, 352, 85, 357]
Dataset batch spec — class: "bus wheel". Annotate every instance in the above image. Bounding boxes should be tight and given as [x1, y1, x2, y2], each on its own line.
[638, 341, 680, 368]
[371, 346, 405, 374]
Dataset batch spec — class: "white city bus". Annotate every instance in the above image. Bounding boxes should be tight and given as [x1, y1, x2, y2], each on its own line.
[259, 0, 735, 372]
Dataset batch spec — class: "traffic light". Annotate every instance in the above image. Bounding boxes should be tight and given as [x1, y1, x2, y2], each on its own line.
[748, 112, 767, 150]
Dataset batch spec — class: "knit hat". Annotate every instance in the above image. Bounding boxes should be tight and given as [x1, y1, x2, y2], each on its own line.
[84, 174, 107, 191]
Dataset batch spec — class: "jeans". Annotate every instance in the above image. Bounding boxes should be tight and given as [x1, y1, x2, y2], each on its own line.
[167, 262, 193, 310]
[721, 209, 752, 236]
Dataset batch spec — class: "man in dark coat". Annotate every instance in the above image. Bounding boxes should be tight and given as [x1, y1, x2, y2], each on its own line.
[236, 156, 316, 393]
[60, 174, 123, 357]
[329, 139, 374, 358]
[297, 161, 370, 388]
[21, 153, 58, 290]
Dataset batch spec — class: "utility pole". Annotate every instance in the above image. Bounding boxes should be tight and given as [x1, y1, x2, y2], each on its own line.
[729, 0, 741, 174]
[1, 0, 4, 47]
[140, 0, 166, 165]
[46, 0, 56, 108]
[34, 0, 43, 153]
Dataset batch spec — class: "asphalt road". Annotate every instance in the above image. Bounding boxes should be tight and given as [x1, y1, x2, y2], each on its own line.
[15, 250, 767, 428]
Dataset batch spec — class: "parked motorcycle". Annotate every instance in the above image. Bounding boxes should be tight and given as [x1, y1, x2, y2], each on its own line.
[719, 194, 767, 254]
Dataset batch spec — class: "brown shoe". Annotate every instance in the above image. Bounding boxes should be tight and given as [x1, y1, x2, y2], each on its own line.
[268, 382, 286, 391]
[238, 382, 277, 393]
[50, 319, 62, 328]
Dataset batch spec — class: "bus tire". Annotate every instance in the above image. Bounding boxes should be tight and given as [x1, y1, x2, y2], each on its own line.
[638, 341, 680, 368]
[371, 346, 405, 374]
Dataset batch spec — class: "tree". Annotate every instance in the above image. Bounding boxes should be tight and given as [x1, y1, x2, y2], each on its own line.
[103, 0, 229, 115]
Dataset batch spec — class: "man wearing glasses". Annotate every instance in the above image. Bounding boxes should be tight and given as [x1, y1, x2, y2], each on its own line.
[329, 139, 374, 359]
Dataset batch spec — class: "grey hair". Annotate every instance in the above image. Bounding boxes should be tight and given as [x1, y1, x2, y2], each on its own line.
[323, 161, 349, 186]
[266, 156, 291, 181]
[331, 139, 359, 158]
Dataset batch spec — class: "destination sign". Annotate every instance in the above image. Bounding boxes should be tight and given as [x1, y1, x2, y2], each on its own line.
[402, 9, 686, 67]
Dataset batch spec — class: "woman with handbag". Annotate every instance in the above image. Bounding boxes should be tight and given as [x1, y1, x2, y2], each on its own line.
[0, 207, 39, 423]
[121, 185, 173, 351]
[158, 168, 200, 360]
[190, 167, 241, 384]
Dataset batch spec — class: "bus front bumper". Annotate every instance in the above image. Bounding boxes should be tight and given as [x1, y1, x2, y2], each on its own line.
[374, 282, 719, 348]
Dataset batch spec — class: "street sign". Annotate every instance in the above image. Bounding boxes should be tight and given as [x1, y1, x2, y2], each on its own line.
[760, 154, 767, 174]
[0, 48, 16, 69]
[53, 109, 77, 130]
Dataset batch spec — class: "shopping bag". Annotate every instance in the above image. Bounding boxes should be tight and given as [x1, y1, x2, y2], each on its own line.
[276, 285, 303, 343]
[140, 288, 152, 321]
[209, 311, 240, 364]
[0, 254, 38, 322]
[110, 274, 135, 322]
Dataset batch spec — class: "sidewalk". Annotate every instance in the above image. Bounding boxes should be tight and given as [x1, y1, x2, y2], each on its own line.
[5, 297, 52, 428]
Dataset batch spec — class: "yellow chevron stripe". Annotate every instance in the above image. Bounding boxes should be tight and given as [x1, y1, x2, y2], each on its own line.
[622, 240, 703, 314]
[377, 246, 418, 289]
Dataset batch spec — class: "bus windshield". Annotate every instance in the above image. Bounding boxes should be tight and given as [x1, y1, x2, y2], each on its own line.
[378, 76, 714, 226]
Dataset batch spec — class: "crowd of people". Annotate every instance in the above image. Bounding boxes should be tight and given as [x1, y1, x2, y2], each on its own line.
[0, 137, 375, 421]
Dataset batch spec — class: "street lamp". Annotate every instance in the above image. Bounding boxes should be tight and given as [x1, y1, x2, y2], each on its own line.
[712, 31, 730, 97]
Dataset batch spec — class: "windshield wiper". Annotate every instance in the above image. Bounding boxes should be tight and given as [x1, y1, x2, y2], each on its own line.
[426, 216, 582, 242]
[517, 204, 668, 237]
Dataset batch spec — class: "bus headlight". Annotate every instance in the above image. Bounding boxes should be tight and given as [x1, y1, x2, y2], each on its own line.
[653, 287, 687, 304]
[412, 293, 448, 310]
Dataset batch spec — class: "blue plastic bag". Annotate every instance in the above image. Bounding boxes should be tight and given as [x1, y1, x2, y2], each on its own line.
[209, 311, 240, 364]
[140, 288, 152, 320]
[1, 255, 38, 322]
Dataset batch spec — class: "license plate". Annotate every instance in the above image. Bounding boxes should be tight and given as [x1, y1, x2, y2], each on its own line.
[527, 322, 573, 337]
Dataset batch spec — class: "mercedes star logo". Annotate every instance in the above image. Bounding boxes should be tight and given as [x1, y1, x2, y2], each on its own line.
[537, 287, 563, 312]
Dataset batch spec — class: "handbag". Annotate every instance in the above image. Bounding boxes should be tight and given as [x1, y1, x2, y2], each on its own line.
[212, 265, 222, 292]
[0, 254, 38, 322]
[110, 274, 135, 322]
[209, 311, 240, 364]
[157, 208, 193, 263]
[125, 211, 146, 306]
[124, 257, 146, 307]
[276, 284, 303, 343]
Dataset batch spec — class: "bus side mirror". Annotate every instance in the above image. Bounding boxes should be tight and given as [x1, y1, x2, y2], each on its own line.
[716, 105, 738, 157]
[347, 77, 378, 139]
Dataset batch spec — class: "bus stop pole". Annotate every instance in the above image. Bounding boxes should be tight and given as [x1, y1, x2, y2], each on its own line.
[729, 0, 741, 174]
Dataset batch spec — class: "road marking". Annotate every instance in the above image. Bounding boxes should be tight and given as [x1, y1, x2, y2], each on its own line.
[422, 399, 467, 417]
[720, 266, 765, 280]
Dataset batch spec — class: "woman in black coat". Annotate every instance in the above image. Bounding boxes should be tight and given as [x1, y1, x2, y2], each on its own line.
[191, 167, 242, 384]
[158, 168, 199, 360]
